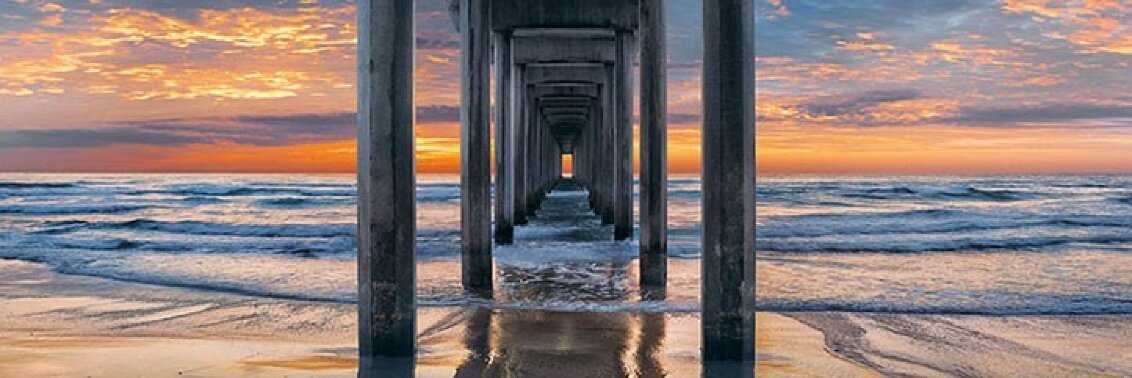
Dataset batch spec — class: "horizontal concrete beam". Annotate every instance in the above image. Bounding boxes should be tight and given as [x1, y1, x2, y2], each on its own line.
[530, 86, 600, 99]
[524, 66, 607, 93]
[538, 96, 594, 105]
[541, 107, 590, 115]
[532, 81, 600, 88]
[513, 37, 616, 64]
[512, 28, 616, 39]
[491, 0, 640, 30]
[526, 62, 606, 69]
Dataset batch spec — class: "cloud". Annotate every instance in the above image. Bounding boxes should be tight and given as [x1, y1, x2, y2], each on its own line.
[948, 104, 1132, 126]
[0, 128, 205, 148]
[1000, 0, 1131, 55]
[800, 89, 921, 117]
[416, 105, 459, 123]
[0, 104, 481, 149]
[757, 89, 962, 126]
[0, 4, 357, 99]
[0, 112, 352, 148]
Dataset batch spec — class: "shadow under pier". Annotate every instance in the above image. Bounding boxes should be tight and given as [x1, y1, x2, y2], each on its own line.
[514, 179, 612, 242]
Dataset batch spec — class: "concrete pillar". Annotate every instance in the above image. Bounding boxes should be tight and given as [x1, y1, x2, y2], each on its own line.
[639, 0, 668, 296]
[543, 122, 550, 190]
[555, 150, 562, 180]
[593, 97, 602, 211]
[577, 131, 586, 189]
[701, 0, 755, 362]
[513, 76, 528, 225]
[601, 68, 615, 225]
[614, 31, 634, 240]
[532, 116, 538, 203]
[357, 0, 416, 360]
[526, 89, 540, 215]
[493, 31, 514, 245]
[460, 0, 492, 293]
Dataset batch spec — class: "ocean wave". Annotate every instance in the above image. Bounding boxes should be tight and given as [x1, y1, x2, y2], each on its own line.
[755, 298, 1132, 316]
[759, 213, 1132, 239]
[156, 185, 306, 196]
[838, 186, 1031, 201]
[38, 218, 356, 238]
[780, 208, 962, 221]
[0, 203, 151, 215]
[757, 234, 1132, 253]
[142, 184, 461, 201]
[24, 234, 358, 255]
[181, 195, 228, 204]
[1052, 183, 1113, 188]
[254, 196, 354, 207]
[1111, 196, 1132, 206]
[0, 182, 76, 189]
[48, 238, 142, 250]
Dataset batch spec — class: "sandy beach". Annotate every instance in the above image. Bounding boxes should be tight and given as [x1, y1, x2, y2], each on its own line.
[2, 259, 1128, 377]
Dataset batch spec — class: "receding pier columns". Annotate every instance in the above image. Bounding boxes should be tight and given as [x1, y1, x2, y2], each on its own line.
[614, 31, 634, 241]
[357, 0, 416, 360]
[513, 74, 529, 225]
[639, 0, 667, 295]
[601, 65, 616, 225]
[460, 0, 493, 293]
[494, 31, 514, 244]
[360, 0, 757, 368]
[701, 0, 755, 362]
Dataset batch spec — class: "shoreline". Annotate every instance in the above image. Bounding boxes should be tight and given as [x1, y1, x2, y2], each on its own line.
[2, 259, 1130, 377]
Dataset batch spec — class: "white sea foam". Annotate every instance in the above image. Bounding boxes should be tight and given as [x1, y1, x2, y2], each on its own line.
[0, 174, 1130, 315]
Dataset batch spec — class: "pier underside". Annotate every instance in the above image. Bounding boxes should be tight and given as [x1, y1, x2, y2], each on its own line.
[357, 0, 753, 369]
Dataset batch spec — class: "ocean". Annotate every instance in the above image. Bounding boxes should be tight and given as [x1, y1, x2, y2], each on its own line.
[0, 173, 1129, 316]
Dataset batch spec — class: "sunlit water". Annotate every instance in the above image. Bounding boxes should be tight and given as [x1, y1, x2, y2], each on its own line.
[0, 173, 1129, 315]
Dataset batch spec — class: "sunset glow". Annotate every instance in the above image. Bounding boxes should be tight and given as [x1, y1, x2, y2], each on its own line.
[1, 0, 1129, 174]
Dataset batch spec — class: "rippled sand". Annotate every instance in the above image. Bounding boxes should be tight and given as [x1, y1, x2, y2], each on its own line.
[3, 259, 1130, 377]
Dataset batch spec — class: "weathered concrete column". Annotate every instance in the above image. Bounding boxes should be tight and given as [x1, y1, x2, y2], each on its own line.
[357, 0, 416, 360]
[460, 0, 493, 293]
[532, 114, 542, 209]
[555, 150, 562, 180]
[614, 31, 634, 240]
[493, 31, 514, 245]
[543, 121, 551, 194]
[639, 0, 667, 295]
[513, 75, 528, 225]
[593, 96, 602, 211]
[577, 129, 587, 191]
[601, 67, 616, 225]
[526, 89, 540, 215]
[701, 0, 755, 362]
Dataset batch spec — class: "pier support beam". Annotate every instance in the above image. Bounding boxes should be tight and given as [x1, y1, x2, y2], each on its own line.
[601, 66, 615, 225]
[460, 0, 493, 293]
[614, 31, 634, 241]
[357, 0, 416, 360]
[513, 73, 528, 225]
[639, 0, 667, 295]
[701, 0, 755, 362]
[494, 31, 514, 244]
[525, 86, 539, 215]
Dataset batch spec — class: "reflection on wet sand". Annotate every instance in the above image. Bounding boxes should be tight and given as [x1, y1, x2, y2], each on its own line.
[448, 258, 675, 377]
[359, 356, 414, 378]
[363, 182, 752, 376]
[446, 309, 678, 377]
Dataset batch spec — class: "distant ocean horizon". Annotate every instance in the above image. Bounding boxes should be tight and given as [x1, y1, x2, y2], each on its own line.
[1, 173, 1129, 315]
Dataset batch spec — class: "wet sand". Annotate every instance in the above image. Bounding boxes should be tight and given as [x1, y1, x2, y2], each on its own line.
[2, 259, 1130, 377]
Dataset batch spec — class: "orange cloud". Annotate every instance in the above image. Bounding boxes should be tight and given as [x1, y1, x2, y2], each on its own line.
[0, 5, 356, 100]
[1001, 0, 1131, 54]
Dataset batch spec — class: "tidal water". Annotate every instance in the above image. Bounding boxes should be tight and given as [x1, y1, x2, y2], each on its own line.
[0, 173, 1129, 315]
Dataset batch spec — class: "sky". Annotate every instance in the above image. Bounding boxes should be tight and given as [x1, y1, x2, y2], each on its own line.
[0, 0, 1129, 174]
